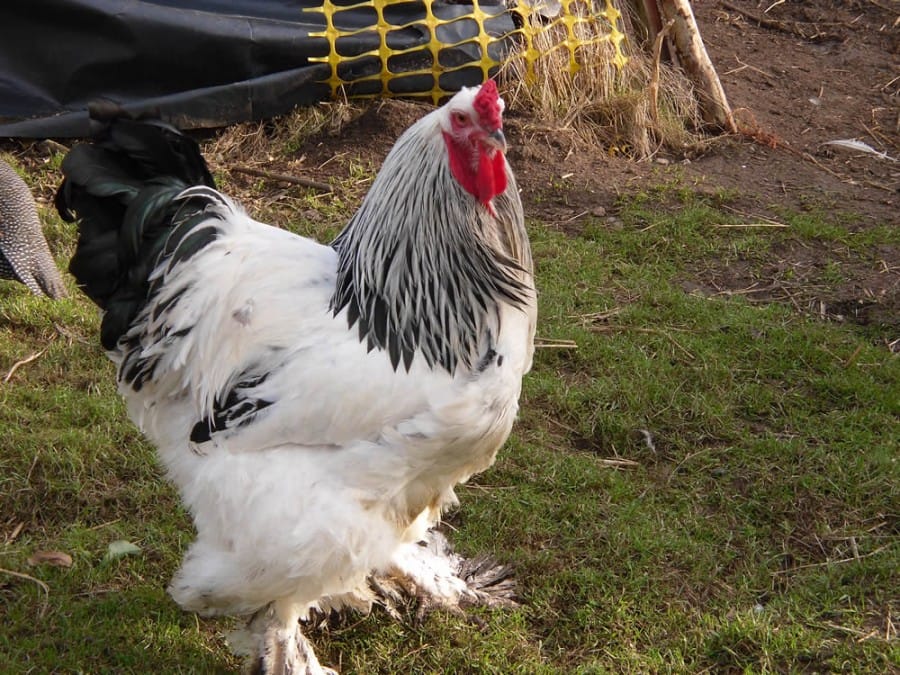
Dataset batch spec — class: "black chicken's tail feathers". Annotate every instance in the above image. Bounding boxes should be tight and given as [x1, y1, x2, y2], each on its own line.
[57, 109, 220, 350]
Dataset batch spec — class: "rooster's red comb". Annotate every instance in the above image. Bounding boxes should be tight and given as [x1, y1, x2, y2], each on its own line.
[473, 80, 502, 130]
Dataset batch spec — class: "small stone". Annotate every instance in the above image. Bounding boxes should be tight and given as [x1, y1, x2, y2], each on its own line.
[591, 206, 607, 218]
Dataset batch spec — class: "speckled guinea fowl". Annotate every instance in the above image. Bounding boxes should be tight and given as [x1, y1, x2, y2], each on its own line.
[0, 158, 67, 298]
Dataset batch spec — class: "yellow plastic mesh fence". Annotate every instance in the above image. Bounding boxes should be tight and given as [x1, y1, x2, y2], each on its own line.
[305, 0, 627, 104]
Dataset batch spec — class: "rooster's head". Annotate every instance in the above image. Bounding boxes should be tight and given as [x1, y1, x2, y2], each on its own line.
[440, 80, 508, 212]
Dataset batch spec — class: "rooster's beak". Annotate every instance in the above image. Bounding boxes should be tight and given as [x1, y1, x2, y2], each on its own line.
[483, 129, 507, 154]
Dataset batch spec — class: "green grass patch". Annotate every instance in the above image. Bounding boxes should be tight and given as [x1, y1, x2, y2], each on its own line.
[1, 169, 896, 673]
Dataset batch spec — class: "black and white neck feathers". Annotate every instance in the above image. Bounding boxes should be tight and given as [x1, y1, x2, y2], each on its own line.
[330, 112, 532, 375]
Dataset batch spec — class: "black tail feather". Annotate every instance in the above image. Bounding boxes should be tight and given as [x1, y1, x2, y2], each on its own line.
[57, 109, 218, 350]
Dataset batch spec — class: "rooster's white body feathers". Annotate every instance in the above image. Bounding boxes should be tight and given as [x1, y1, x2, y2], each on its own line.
[120, 193, 532, 617]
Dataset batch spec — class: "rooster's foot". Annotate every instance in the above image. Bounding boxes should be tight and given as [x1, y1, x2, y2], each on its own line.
[370, 529, 517, 623]
[233, 603, 338, 675]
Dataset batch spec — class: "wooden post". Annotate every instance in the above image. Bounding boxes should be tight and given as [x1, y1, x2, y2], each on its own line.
[657, 0, 737, 132]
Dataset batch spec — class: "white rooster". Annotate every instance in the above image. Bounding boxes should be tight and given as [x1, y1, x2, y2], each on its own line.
[56, 81, 536, 674]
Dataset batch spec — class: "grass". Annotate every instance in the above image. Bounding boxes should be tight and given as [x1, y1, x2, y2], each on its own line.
[1, 136, 897, 674]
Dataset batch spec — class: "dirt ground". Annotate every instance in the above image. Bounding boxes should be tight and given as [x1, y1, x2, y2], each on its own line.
[677, 0, 898, 339]
[691, 0, 897, 225]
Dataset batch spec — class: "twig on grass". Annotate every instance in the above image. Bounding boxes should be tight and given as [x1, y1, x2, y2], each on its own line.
[843, 343, 864, 367]
[775, 281, 803, 312]
[5, 522, 24, 545]
[534, 338, 578, 349]
[714, 282, 768, 296]
[230, 165, 332, 192]
[317, 152, 348, 170]
[462, 483, 517, 494]
[3, 338, 55, 383]
[0, 567, 50, 616]
[596, 457, 640, 468]
[544, 415, 578, 435]
[24, 453, 40, 485]
[591, 326, 695, 361]
[719, 204, 788, 227]
[54, 322, 90, 345]
[773, 545, 890, 575]
[571, 307, 622, 323]
[667, 446, 721, 483]
[87, 518, 122, 531]
[712, 222, 789, 228]
[816, 621, 879, 640]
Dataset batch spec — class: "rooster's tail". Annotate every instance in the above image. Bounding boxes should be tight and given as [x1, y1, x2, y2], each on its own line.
[56, 110, 218, 349]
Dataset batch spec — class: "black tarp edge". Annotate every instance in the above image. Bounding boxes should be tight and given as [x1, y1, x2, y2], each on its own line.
[0, 0, 517, 138]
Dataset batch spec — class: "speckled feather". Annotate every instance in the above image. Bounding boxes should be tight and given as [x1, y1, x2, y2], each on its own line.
[0, 159, 67, 298]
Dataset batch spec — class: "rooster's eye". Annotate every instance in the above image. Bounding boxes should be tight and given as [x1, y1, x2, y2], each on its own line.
[451, 111, 469, 125]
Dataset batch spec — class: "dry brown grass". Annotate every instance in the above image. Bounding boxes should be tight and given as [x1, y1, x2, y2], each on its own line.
[198, 101, 366, 216]
[204, 102, 363, 172]
[500, 2, 702, 158]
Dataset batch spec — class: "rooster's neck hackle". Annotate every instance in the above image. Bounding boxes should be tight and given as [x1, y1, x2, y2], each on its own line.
[330, 109, 531, 375]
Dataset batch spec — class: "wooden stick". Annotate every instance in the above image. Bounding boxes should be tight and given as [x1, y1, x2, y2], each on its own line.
[596, 458, 641, 468]
[534, 338, 578, 349]
[719, 0, 790, 31]
[5, 522, 24, 545]
[733, 56, 776, 80]
[0, 567, 49, 594]
[712, 222, 789, 228]
[230, 165, 332, 192]
[658, 0, 737, 132]
[772, 545, 889, 574]
[843, 343, 864, 368]
[649, 19, 676, 128]
[719, 204, 787, 227]
[3, 346, 50, 383]
[867, 0, 898, 15]
[718, 0, 835, 38]
[591, 325, 695, 360]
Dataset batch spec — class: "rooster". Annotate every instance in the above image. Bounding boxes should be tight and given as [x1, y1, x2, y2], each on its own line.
[56, 81, 535, 674]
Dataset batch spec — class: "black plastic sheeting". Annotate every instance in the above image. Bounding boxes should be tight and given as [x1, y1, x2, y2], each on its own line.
[0, 0, 517, 138]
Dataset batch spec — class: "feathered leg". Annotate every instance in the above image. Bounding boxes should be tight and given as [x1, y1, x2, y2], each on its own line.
[244, 599, 337, 675]
[370, 529, 517, 622]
